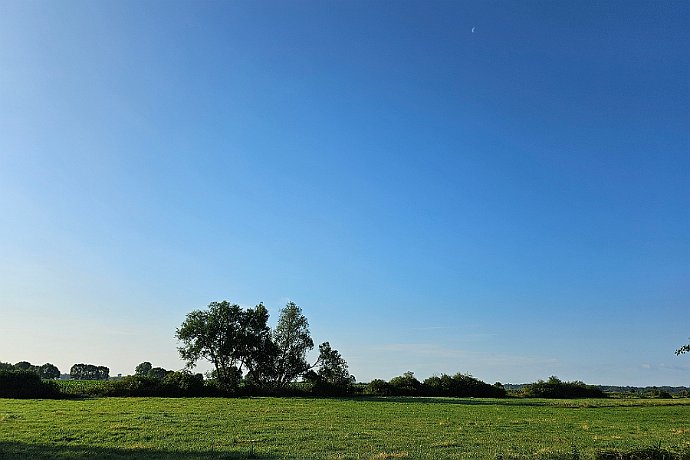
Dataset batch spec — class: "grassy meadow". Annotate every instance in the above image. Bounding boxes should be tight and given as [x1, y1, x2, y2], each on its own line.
[0, 396, 688, 459]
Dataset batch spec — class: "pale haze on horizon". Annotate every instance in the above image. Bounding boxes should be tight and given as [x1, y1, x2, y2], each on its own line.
[1, 1, 688, 386]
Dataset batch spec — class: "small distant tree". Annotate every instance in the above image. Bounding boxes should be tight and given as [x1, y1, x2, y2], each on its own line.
[38, 363, 60, 380]
[148, 367, 170, 380]
[70, 363, 110, 380]
[14, 361, 34, 372]
[365, 379, 391, 396]
[96, 366, 110, 380]
[135, 362, 152, 376]
[389, 371, 421, 396]
[0, 370, 60, 398]
[70, 364, 84, 379]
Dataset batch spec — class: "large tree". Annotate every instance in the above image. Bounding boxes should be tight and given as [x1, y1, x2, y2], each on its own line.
[176, 299, 354, 393]
[677, 339, 690, 355]
[272, 302, 314, 388]
[314, 342, 355, 388]
[176, 301, 273, 391]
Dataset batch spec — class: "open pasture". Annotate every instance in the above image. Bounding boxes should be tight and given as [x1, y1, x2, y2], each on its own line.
[0, 397, 688, 459]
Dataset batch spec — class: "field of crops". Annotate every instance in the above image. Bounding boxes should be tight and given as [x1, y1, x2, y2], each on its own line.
[0, 396, 688, 459]
[54, 380, 109, 396]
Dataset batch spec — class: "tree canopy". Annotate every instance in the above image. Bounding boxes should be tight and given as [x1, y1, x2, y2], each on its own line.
[38, 363, 60, 379]
[176, 301, 274, 391]
[315, 341, 355, 388]
[272, 302, 314, 388]
[70, 363, 109, 380]
[135, 362, 152, 377]
[176, 300, 352, 393]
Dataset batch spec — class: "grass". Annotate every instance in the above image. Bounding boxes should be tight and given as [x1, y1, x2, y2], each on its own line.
[0, 397, 688, 459]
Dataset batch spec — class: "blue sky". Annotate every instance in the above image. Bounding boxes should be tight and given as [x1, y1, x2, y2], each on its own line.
[1, 0, 688, 386]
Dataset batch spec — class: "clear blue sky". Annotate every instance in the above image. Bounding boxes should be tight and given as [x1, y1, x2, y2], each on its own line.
[1, 0, 688, 386]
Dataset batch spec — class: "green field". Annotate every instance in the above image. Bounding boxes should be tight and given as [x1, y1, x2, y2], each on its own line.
[0, 397, 688, 459]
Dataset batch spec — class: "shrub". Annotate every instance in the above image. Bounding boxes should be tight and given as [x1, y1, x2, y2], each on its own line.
[88, 376, 164, 397]
[79, 372, 209, 397]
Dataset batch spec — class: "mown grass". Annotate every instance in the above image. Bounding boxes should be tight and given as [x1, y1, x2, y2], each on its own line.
[0, 397, 688, 459]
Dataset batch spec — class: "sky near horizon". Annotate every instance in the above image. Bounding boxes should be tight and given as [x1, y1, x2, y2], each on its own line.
[1, 1, 688, 386]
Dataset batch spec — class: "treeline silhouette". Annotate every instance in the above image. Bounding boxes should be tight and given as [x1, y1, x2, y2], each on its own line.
[519, 376, 606, 398]
[0, 370, 61, 398]
[1, 361, 610, 400]
[364, 371, 507, 398]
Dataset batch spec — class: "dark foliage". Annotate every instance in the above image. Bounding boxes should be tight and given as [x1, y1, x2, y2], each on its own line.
[70, 363, 109, 380]
[522, 376, 607, 399]
[365, 379, 392, 396]
[38, 363, 61, 379]
[0, 361, 60, 379]
[423, 373, 507, 398]
[79, 372, 207, 397]
[0, 370, 61, 398]
[176, 301, 274, 392]
[176, 300, 354, 395]
[388, 371, 422, 396]
[134, 361, 152, 376]
[364, 372, 506, 398]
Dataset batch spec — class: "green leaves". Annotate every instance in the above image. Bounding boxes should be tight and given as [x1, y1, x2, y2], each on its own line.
[273, 302, 314, 388]
[176, 301, 260, 391]
[175, 300, 352, 393]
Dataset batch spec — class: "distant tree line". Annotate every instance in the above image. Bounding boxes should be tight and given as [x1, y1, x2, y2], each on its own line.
[82, 367, 206, 397]
[70, 363, 110, 380]
[519, 376, 607, 398]
[2, 302, 687, 399]
[0, 362, 61, 398]
[364, 371, 507, 398]
[0, 361, 60, 379]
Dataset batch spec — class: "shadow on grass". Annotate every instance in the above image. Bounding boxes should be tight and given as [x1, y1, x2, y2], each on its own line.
[0, 441, 276, 459]
[350, 396, 551, 406]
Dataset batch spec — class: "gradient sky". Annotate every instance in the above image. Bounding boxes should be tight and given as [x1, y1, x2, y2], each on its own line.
[1, 0, 688, 386]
